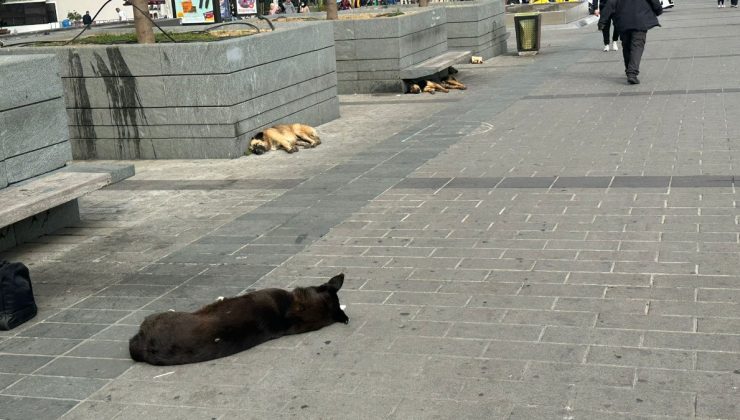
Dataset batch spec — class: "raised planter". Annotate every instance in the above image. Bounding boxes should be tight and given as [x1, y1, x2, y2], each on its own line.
[442, 0, 508, 59]
[0, 22, 340, 159]
[331, 8, 449, 94]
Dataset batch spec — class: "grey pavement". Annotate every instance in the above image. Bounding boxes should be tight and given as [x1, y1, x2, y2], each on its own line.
[2, 1, 740, 418]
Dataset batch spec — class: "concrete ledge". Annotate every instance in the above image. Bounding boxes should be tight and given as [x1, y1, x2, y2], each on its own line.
[61, 162, 136, 184]
[400, 50, 472, 80]
[0, 171, 111, 229]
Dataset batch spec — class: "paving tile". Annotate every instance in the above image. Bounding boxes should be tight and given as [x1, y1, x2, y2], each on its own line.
[17, 323, 108, 340]
[3, 375, 109, 400]
[0, 355, 54, 374]
[0, 395, 78, 420]
[636, 368, 739, 394]
[541, 326, 642, 347]
[35, 357, 133, 379]
[586, 346, 693, 370]
[573, 386, 695, 417]
[389, 336, 488, 357]
[524, 361, 634, 388]
[0, 337, 81, 356]
[484, 341, 587, 363]
[696, 392, 740, 419]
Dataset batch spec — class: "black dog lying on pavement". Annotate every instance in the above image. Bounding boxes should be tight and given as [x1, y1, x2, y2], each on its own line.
[129, 274, 349, 365]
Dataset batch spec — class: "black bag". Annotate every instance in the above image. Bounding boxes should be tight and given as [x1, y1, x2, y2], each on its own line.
[0, 261, 37, 330]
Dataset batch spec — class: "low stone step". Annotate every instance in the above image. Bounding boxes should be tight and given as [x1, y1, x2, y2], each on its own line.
[400, 50, 472, 80]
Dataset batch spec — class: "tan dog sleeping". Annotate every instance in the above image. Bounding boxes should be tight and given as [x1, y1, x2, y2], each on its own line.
[249, 124, 321, 155]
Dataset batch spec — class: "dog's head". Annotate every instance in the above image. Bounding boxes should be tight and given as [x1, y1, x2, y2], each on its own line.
[289, 274, 349, 329]
[409, 84, 421, 94]
[249, 137, 269, 155]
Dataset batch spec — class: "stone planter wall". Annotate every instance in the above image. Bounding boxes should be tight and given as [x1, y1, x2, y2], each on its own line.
[443, 0, 508, 59]
[0, 55, 72, 185]
[0, 54, 79, 251]
[333, 8, 449, 94]
[0, 22, 339, 159]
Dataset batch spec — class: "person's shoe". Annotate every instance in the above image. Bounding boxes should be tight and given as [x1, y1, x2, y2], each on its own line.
[627, 76, 640, 85]
[603, 44, 610, 52]
[612, 41, 619, 51]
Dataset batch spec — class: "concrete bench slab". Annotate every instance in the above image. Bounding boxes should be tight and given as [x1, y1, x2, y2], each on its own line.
[400, 50, 472, 80]
[0, 172, 112, 228]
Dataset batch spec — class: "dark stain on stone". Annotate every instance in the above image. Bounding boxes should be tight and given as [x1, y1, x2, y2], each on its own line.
[300, 405, 309, 409]
[67, 50, 97, 158]
[91, 47, 148, 159]
[295, 233, 308, 244]
[324, 340, 331, 345]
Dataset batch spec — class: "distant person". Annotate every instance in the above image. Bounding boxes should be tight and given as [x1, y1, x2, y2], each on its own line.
[82, 11, 93, 26]
[593, 0, 619, 51]
[598, 0, 662, 85]
[116, 7, 127, 21]
[339, 0, 352, 9]
[268, 2, 279, 14]
[300, 2, 310, 12]
[718, 0, 725, 7]
[283, 0, 297, 13]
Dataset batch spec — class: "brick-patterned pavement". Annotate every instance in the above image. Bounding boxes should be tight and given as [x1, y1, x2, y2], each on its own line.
[2, 1, 739, 418]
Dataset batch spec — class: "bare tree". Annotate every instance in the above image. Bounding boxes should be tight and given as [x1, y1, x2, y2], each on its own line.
[132, 0, 155, 44]
[326, 0, 338, 20]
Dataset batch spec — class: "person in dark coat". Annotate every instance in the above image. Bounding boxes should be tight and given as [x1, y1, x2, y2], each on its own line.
[598, 0, 662, 85]
[82, 11, 93, 27]
[593, 0, 619, 52]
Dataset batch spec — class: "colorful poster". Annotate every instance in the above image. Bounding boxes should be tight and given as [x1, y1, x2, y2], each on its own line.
[236, 0, 257, 15]
[172, 0, 216, 24]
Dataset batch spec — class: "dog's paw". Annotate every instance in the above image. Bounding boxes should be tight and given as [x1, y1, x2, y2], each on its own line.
[288, 146, 299, 153]
[216, 296, 225, 302]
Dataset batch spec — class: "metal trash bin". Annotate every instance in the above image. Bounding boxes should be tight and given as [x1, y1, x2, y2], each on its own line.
[514, 12, 542, 56]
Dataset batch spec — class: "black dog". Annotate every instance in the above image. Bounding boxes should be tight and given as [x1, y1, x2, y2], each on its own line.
[129, 274, 349, 365]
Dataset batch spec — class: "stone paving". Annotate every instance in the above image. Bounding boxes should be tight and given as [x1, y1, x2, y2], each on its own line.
[2, 0, 740, 418]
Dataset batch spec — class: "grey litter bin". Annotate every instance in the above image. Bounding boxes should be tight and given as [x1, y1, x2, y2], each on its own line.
[514, 12, 542, 56]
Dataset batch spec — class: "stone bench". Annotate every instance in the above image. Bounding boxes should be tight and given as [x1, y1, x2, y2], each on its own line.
[0, 172, 111, 229]
[0, 163, 134, 251]
[399, 50, 472, 81]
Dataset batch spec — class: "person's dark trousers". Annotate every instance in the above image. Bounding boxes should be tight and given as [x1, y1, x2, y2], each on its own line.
[732, 0, 738, 6]
[621, 30, 647, 77]
[601, 18, 619, 45]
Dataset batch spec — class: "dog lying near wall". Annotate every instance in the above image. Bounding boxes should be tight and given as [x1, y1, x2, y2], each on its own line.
[249, 123, 321, 155]
[408, 75, 467, 94]
[129, 274, 349, 365]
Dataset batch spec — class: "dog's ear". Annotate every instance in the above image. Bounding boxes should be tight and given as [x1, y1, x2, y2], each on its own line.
[327, 273, 344, 292]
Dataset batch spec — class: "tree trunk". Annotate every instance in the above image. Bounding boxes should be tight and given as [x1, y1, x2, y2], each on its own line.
[418, 0, 428, 6]
[326, 0, 338, 20]
[132, 0, 155, 44]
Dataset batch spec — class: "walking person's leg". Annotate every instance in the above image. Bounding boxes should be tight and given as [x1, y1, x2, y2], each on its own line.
[620, 30, 632, 73]
[602, 19, 611, 51]
[626, 31, 647, 84]
[611, 21, 619, 51]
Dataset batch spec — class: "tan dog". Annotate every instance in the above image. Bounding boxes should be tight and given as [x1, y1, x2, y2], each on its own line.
[249, 124, 320, 155]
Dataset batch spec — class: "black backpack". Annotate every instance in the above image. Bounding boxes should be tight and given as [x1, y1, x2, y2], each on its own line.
[0, 261, 37, 330]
